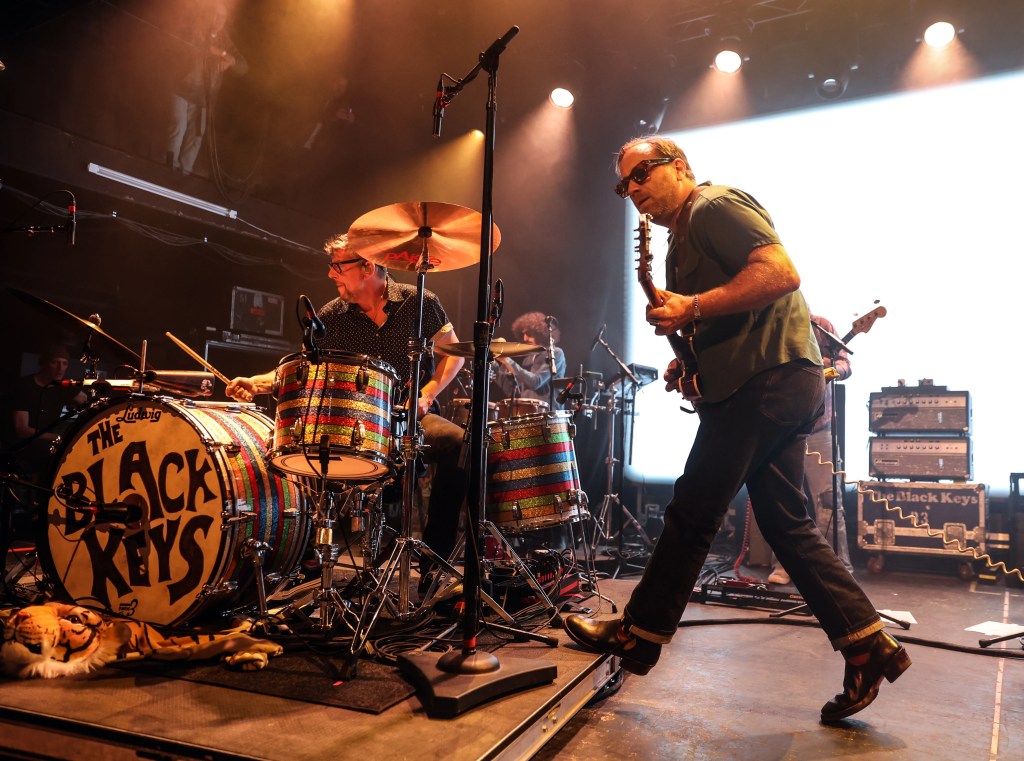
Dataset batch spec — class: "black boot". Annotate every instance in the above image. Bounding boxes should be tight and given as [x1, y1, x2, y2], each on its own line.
[821, 631, 911, 722]
[562, 615, 661, 675]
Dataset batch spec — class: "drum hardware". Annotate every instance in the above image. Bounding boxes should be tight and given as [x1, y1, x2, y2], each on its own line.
[199, 580, 239, 598]
[586, 363, 655, 578]
[240, 538, 273, 632]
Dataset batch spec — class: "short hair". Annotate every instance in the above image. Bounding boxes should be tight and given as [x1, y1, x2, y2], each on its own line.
[616, 136, 695, 181]
[323, 232, 385, 274]
[511, 311, 559, 343]
[39, 344, 70, 364]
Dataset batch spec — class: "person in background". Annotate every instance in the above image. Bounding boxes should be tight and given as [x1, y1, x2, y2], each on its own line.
[10, 344, 87, 476]
[165, 2, 248, 175]
[769, 312, 854, 584]
[563, 135, 910, 724]
[492, 311, 566, 410]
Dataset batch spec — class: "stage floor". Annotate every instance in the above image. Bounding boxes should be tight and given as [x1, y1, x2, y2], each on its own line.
[2, 566, 1024, 760]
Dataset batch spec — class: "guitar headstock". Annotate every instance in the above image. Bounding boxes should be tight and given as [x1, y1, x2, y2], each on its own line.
[850, 305, 887, 337]
[635, 214, 653, 283]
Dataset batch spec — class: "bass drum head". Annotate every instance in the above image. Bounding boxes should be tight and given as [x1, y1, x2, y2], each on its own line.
[41, 398, 308, 626]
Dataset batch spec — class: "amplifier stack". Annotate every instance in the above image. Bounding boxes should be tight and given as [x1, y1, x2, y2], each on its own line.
[867, 380, 972, 481]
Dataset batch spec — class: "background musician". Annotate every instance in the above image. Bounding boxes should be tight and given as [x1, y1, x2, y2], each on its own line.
[225, 233, 468, 585]
[492, 311, 566, 411]
[563, 135, 910, 723]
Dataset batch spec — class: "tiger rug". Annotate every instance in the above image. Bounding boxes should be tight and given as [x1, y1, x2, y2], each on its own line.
[1, 602, 282, 679]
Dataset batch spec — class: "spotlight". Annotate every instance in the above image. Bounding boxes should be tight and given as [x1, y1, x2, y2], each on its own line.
[923, 21, 957, 49]
[714, 50, 743, 74]
[811, 63, 858, 101]
[549, 87, 574, 109]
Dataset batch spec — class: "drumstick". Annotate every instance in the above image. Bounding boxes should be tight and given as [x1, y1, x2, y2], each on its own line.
[164, 332, 231, 385]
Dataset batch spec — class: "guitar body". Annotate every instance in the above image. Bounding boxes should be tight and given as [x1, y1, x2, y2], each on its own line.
[635, 213, 703, 402]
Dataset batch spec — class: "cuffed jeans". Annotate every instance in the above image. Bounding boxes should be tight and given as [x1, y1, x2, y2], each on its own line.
[624, 361, 881, 650]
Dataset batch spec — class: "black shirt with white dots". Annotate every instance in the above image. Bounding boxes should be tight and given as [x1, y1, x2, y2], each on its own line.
[318, 276, 451, 391]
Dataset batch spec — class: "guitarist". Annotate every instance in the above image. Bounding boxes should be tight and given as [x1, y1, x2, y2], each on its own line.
[564, 137, 910, 723]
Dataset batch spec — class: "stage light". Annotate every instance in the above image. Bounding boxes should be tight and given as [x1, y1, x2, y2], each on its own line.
[86, 163, 238, 219]
[549, 87, 575, 109]
[714, 50, 742, 74]
[923, 21, 957, 49]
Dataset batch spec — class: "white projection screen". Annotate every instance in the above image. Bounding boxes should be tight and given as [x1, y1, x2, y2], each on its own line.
[623, 71, 1024, 494]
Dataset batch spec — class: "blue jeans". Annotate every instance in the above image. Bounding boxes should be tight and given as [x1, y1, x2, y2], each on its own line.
[624, 361, 882, 650]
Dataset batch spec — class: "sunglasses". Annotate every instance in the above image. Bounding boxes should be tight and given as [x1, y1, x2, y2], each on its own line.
[614, 157, 674, 198]
[329, 257, 364, 275]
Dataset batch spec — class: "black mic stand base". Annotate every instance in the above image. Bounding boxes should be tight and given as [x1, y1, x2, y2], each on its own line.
[397, 650, 556, 719]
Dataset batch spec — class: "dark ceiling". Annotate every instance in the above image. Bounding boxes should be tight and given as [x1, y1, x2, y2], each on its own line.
[2, 0, 1021, 225]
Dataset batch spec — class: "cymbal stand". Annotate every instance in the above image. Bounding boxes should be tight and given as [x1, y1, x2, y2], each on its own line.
[588, 388, 654, 577]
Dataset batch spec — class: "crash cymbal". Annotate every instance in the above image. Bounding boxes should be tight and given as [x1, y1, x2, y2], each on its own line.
[347, 201, 500, 272]
[435, 340, 542, 359]
[7, 287, 141, 366]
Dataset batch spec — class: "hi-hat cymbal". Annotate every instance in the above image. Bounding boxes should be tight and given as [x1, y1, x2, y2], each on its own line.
[347, 201, 500, 272]
[8, 287, 141, 366]
[435, 340, 542, 359]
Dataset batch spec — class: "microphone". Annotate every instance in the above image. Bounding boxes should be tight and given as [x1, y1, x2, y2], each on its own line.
[483, 26, 520, 61]
[55, 484, 143, 523]
[93, 501, 144, 524]
[556, 377, 578, 405]
[67, 201, 76, 246]
[432, 77, 445, 138]
[299, 294, 326, 339]
[589, 324, 606, 353]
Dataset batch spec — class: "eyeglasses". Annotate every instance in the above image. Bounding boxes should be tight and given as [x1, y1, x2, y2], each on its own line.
[614, 158, 674, 198]
[329, 257, 363, 275]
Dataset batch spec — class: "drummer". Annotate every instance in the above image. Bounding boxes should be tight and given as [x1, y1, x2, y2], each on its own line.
[492, 311, 567, 411]
[225, 233, 468, 583]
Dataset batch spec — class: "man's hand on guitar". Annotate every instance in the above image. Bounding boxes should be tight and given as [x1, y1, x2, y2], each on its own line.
[646, 288, 695, 335]
[663, 358, 683, 393]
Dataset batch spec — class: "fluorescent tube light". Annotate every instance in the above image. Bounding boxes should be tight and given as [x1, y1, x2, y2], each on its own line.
[87, 162, 238, 219]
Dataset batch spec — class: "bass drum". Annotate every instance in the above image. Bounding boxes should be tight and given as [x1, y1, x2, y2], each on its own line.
[42, 398, 310, 626]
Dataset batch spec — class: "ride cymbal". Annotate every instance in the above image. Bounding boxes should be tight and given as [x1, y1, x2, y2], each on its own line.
[435, 340, 542, 359]
[347, 201, 500, 272]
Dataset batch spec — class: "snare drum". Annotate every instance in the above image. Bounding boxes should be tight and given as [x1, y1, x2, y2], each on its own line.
[446, 397, 499, 429]
[269, 351, 398, 480]
[486, 411, 587, 533]
[496, 397, 549, 420]
[42, 398, 309, 626]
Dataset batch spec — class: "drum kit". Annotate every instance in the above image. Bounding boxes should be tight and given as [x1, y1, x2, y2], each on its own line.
[2, 201, 590, 673]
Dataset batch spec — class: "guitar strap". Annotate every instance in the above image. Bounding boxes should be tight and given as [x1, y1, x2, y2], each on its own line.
[667, 183, 708, 292]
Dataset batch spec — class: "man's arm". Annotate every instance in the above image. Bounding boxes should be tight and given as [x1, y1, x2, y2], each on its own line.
[418, 324, 464, 418]
[647, 243, 800, 335]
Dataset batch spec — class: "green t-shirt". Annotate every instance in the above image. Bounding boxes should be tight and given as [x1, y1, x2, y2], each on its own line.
[667, 184, 821, 403]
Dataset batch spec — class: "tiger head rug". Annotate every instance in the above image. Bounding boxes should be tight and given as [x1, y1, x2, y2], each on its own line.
[1, 602, 282, 679]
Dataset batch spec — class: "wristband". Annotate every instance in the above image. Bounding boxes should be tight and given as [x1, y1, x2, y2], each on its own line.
[692, 293, 702, 321]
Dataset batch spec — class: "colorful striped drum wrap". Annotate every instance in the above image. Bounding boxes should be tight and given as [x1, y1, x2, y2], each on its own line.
[486, 412, 584, 530]
[273, 355, 396, 464]
[187, 405, 309, 582]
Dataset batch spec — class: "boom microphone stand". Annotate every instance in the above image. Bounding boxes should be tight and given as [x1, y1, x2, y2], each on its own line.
[397, 26, 556, 719]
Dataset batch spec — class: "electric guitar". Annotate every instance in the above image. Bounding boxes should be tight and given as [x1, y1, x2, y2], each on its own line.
[821, 304, 887, 379]
[635, 213, 703, 402]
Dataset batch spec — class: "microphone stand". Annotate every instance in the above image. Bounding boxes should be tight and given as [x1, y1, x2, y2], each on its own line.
[397, 26, 556, 719]
[545, 318, 557, 409]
